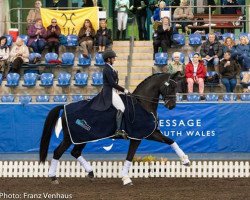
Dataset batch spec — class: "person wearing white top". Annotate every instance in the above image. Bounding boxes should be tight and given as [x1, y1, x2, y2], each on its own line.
[115, 0, 130, 40]
[0, 36, 10, 78]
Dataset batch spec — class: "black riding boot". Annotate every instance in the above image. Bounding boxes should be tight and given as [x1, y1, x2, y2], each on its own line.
[117, 30, 121, 40]
[122, 30, 126, 40]
[114, 109, 128, 139]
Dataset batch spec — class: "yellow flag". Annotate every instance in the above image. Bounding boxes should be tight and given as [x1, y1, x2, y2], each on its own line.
[40, 7, 99, 35]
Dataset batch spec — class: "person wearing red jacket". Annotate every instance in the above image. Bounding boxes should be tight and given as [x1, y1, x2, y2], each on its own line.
[185, 52, 207, 97]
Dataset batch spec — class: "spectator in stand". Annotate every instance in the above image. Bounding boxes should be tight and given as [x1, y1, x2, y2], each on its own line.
[82, 0, 94, 7]
[27, 18, 47, 54]
[219, 51, 240, 93]
[232, 36, 250, 71]
[115, 0, 130, 40]
[173, 0, 194, 34]
[223, 0, 240, 14]
[200, 33, 223, 72]
[151, 1, 169, 32]
[0, 36, 10, 78]
[46, 18, 61, 55]
[96, 19, 112, 52]
[185, 52, 206, 99]
[130, 0, 148, 40]
[27, 0, 42, 27]
[171, 0, 180, 14]
[78, 19, 95, 58]
[167, 52, 187, 93]
[9, 37, 29, 74]
[153, 16, 173, 58]
[222, 37, 236, 54]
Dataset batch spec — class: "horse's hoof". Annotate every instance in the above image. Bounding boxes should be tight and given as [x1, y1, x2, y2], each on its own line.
[122, 176, 133, 186]
[87, 171, 94, 180]
[50, 177, 59, 184]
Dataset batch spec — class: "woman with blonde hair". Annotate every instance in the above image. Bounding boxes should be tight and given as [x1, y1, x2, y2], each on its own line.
[9, 37, 29, 74]
[222, 37, 235, 54]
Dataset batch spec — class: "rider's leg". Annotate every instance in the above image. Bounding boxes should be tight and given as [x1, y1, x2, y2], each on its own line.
[146, 130, 190, 166]
[71, 144, 93, 176]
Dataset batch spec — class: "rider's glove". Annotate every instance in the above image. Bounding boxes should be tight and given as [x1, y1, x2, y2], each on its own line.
[124, 89, 129, 94]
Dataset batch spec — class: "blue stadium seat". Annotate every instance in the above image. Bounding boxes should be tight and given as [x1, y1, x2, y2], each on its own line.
[223, 94, 237, 101]
[4, 34, 13, 46]
[0, 74, 2, 85]
[176, 94, 183, 102]
[36, 95, 50, 102]
[78, 54, 91, 67]
[188, 52, 195, 61]
[57, 72, 71, 87]
[45, 53, 59, 66]
[1, 95, 15, 102]
[74, 72, 88, 87]
[187, 93, 201, 102]
[61, 52, 75, 67]
[53, 95, 67, 102]
[19, 34, 29, 45]
[171, 52, 185, 64]
[172, 34, 185, 46]
[239, 33, 250, 40]
[65, 35, 78, 46]
[154, 52, 168, 66]
[222, 33, 235, 41]
[91, 72, 103, 86]
[205, 71, 220, 92]
[189, 34, 202, 46]
[94, 53, 105, 66]
[72, 95, 84, 102]
[40, 73, 54, 87]
[19, 95, 32, 104]
[28, 53, 42, 67]
[22, 73, 37, 87]
[5, 73, 20, 87]
[205, 93, 219, 101]
[240, 94, 250, 101]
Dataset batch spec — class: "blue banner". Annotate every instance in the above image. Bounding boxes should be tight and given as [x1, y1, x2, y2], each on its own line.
[0, 103, 249, 153]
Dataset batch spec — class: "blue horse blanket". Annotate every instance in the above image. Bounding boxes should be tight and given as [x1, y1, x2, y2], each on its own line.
[64, 95, 157, 144]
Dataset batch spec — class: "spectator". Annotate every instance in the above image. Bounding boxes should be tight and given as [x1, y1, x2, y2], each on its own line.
[130, 0, 148, 40]
[46, 18, 61, 55]
[232, 36, 250, 71]
[222, 37, 236, 54]
[171, 0, 180, 14]
[151, 1, 169, 31]
[78, 19, 95, 58]
[168, 52, 187, 93]
[27, 0, 42, 26]
[223, 0, 240, 14]
[173, 0, 193, 34]
[200, 33, 222, 72]
[0, 36, 10, 78]
[219, 51, 240, 93]
[185, 52, 206, 98]
[27, 18, 47, 54]
[153, 16, 173, 57]
[115, 0, 130, 40]
[96, 19, 112, 52]
[9, 37, 29, 74]
[82, 0, 94, 7]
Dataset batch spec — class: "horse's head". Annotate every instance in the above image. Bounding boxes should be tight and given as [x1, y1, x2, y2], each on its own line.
[159, 74, 178, 110]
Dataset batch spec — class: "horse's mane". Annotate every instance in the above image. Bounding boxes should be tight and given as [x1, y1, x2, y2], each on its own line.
[133, 73, 166, 93]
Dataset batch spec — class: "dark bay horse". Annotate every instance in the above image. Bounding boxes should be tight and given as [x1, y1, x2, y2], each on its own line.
[39, 73, 190, 185]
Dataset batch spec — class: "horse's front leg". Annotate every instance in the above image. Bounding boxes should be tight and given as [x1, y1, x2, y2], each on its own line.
[122, 139, 141, 186]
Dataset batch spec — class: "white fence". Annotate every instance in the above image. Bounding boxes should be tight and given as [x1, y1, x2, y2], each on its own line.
[0, 161, 249, 178]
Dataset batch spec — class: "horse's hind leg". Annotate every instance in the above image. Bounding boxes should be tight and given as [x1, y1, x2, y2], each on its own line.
[70, 144, 94, 179]
[122, 139, 141, 186]
[146, 130, 190, 166]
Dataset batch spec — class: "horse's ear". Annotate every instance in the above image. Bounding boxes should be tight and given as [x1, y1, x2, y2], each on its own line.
[170, 72, 181, 81]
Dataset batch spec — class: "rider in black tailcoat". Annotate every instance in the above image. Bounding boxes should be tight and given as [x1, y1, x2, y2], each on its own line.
[91, 50, 129, 138]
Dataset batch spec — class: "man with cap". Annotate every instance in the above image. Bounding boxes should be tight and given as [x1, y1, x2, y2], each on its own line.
[91, 50, 129, 138]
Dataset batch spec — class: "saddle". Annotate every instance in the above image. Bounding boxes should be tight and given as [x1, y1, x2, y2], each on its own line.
[64, 95, 157, 144]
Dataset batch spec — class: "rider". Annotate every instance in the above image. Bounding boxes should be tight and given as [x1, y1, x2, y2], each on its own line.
[91, 50, 129, 138]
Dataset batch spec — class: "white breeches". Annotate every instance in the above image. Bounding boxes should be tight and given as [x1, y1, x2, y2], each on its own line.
[117, 12, 128, 30]
[112, 89, 125, 112]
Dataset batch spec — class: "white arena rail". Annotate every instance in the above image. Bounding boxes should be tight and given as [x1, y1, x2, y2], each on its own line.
[0, 161, 249, 178]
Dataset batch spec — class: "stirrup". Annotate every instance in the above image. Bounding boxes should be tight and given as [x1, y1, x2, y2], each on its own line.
[114, 130, 128, 139]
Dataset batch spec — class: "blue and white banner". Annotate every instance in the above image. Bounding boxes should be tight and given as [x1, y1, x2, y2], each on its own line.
[0, 103, 249, 153]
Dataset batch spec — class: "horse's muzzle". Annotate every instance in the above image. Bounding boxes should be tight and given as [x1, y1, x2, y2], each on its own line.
[165, 99, 176, 110]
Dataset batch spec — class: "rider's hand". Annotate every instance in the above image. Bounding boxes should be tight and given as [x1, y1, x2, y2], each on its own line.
[124, 89, 129, 94]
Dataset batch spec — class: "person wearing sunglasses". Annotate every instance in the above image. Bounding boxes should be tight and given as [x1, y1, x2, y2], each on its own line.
[46, 19, 61, 55]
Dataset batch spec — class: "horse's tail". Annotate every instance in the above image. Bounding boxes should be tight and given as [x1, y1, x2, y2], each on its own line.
[39, 105, 64, 164]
